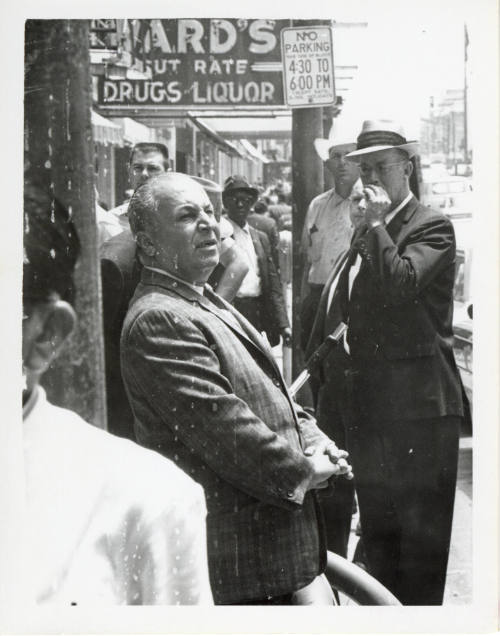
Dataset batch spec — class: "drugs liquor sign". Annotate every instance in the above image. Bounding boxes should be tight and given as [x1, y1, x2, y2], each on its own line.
[281, 26, 335, 108]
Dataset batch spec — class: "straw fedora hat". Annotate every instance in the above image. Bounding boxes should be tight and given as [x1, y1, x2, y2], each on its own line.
[346, 119, 419, 160]
[314, 125, 357, 162]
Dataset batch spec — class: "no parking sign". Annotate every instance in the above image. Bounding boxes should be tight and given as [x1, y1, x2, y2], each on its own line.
[281, 26, 336, 108]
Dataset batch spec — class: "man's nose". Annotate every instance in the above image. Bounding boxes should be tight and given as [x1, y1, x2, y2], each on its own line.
[198, 210, 216, 229]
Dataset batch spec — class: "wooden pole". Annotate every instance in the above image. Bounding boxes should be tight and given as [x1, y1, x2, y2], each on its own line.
[24, 19, 107, 428]
[291, 19, 331, 389]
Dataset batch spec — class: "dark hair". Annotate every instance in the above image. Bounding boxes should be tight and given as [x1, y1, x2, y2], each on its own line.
[23, 182, 80, 304]
[253, 199, 268, 215]
[129, 143, 169, 169]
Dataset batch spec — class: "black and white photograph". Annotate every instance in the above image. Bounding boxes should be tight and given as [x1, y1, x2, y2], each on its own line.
[1, 0, 498, 633]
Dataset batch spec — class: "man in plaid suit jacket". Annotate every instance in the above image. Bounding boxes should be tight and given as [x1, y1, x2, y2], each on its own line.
[120, 173, 352, 605]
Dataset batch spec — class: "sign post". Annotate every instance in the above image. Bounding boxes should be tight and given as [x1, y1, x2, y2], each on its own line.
[286, 20, 334, 399]
[281, 25, 335, 108]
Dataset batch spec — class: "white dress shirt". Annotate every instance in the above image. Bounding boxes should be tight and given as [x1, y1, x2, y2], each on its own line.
[228, 219, 262, 298]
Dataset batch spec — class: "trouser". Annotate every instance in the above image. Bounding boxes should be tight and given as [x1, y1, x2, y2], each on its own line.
[300, 284, 324, 351]
[316, 371, 355, 559]
[345, 398, 460, 605]
[233, 295, 266, 334]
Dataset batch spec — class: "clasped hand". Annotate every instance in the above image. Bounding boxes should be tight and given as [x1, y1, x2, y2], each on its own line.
[304, 440, 354, 490]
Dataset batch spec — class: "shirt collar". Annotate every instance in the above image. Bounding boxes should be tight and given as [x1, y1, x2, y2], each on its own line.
[385, 192, 413, 225]
[228, 218, 250, 234]
[143, 266, 205, 295]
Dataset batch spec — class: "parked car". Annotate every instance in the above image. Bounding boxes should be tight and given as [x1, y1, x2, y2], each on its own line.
[421, 171, 473, 219]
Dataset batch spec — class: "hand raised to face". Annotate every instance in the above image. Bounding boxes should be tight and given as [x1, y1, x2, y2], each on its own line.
[361, 185, 392, 228]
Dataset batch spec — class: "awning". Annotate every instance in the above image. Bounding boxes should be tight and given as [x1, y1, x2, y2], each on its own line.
[239, 139, 270, 164]
[112, 117, 159, 146]
[91, 110, 124, 146]
[188, 114, 243, 158]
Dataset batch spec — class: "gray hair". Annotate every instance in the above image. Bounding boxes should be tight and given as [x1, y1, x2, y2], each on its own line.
[128, 178, 161, 236]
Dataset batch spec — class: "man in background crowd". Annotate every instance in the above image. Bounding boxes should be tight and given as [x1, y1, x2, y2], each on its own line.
[97, 142, 170, 246]
[268, 190, 293, 232]
[22, 180, 212, 605]
[120, 172, 353, 604]
[300, 130, 361, 351]
[223, 175, 291, 348]
[247, 198, 280, 269]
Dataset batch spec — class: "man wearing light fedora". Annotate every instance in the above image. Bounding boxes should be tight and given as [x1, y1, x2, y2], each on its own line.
[307, 119, 469, 604]
[299, 127, 361, 351]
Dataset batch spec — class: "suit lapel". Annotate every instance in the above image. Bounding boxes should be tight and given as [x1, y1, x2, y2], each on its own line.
[249, 226, 267, 281]
[204, 286, 282, 377]
[385, 195, 419, 242]
[139, 269, 280, 376]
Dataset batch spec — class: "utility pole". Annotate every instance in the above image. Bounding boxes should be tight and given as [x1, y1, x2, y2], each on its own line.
[291, 19, 332, 388]
[24, 20, 107, 429]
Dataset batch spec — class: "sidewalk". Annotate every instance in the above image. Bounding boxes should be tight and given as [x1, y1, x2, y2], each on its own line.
[444, 436, 472, 604]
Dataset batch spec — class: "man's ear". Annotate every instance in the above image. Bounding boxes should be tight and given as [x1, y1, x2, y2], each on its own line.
[135, 231, 156, 257]
[24, 301, 76, 374]
[404, 160, 414, 178]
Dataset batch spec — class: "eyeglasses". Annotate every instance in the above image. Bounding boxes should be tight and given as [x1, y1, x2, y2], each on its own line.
[224, 194, 255, 205]
[359, 161, 408, 177]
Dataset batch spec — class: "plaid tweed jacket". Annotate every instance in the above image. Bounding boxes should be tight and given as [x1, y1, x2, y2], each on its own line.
[121, 269, 329, 604]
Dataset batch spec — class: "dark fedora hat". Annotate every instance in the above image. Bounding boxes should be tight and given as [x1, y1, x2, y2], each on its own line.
[346, 119, 419, 161]
[222, 175, 259, 198]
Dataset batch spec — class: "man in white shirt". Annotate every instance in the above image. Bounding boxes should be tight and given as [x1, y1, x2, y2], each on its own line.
[22, 181, 213, 605]
[299, 133, 361, 350]
[223, 175, 291, 347]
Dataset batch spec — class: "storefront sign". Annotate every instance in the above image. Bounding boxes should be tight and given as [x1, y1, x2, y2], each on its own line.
[97, 19, 290, 109]
[281, 26, 335, 108]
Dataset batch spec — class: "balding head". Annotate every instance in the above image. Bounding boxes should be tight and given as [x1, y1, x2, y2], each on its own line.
[129, 172, 220, 285]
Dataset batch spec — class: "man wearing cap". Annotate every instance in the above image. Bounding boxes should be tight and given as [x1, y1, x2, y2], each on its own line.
[223, 175, 291, 348]
[307, 120, 468, 605]
[299, 131, 361, 350]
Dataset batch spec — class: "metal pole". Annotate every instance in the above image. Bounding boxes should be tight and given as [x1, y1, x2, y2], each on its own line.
[24, 19, 107, 429]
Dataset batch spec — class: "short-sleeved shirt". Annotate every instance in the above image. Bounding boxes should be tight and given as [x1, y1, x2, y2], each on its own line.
[301, 185, 360, 286]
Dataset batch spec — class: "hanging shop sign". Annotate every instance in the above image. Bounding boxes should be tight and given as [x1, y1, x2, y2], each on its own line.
[281, 26, 335, 108]
[97, 19, 290, 109]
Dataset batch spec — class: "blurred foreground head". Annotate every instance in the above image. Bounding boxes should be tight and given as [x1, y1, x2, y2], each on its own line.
[23, 182, 80, 401]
